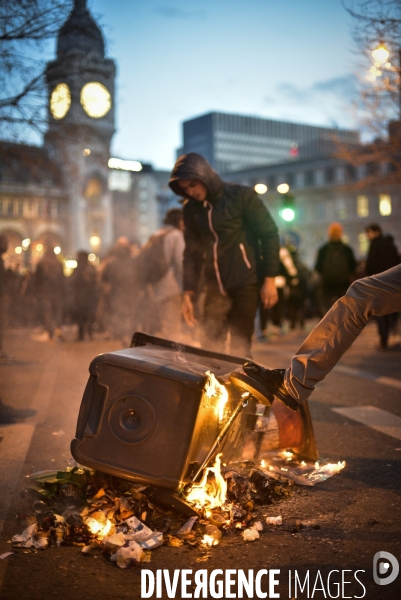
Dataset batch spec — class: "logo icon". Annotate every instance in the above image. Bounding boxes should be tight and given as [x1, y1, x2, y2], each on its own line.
[373, 551, 399, 585]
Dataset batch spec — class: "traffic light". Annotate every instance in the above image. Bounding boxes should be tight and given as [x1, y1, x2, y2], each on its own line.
[279, 193, 295, 222]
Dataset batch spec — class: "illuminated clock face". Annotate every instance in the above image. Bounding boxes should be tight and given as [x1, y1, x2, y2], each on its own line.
[50, 83, 71, 120]
[80, 82, 111, 118]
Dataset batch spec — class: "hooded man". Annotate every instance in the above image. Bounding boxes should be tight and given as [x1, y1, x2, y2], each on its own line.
[169, 152, 280, 356]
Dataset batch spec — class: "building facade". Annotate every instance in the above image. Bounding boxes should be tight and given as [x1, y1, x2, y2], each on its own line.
[0, 0, 169, 270]
[181, 111, 359, 174]
[228, 155, 401, 268]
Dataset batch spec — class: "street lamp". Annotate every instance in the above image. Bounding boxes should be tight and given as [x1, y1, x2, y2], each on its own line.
[370, 38, 401, 120]
[372, 42, 390, 65]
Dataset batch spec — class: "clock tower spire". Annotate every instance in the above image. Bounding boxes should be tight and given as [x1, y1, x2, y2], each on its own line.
[45, 0, 116, 255]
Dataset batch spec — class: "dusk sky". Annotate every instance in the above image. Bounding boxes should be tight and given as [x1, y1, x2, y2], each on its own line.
[78, 0, 359, 170]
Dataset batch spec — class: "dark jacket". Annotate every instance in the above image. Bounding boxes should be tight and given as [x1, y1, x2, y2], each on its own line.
[366, 235, 400, 276]
[169, 153, 280, 294]
[315, 240, 357, 293]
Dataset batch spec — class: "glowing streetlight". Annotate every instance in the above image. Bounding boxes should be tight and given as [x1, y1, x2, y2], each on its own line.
[54, 246, 61, 255]
[90, 235, 101, 249]
[277, 183, 290, 194]
[22, 238, 31, 249]
[254, 183, 268, 194]
[372, 42, 390, 65]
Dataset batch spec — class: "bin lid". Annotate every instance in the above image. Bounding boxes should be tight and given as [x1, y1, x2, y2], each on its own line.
[90, 346, 240, 391]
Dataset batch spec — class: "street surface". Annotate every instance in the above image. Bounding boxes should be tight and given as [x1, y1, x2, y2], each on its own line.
[0, 322, 400, 600]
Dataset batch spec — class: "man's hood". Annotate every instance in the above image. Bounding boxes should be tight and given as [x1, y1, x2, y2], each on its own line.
[169, 153, 224, 202]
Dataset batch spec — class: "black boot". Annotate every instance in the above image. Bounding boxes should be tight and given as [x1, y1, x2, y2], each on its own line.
[242, 361, 301, 412]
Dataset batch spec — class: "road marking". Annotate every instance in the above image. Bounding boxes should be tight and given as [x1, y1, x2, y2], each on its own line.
[335, 365, 401, 390]
[332, 405, 401, 441]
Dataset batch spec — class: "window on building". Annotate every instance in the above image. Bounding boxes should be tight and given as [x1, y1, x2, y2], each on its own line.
[379, 193, 392, 216]
[315, 170, 324, 186]
[108, 170, 132, 192]
[316, 201, 326, 220]
[336, 167, 345, 183]
[325, 167, 334, 184]
[357, 165, 367, 179]
[295, 172, 304, 187]
[356, 195, 369, 217]
[358, 232, 369, 255]
[335, 198, 347, 218]
[305, 171, 314, 186]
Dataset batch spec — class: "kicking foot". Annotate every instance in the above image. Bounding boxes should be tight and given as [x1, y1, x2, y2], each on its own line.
[242, 361, 301, 412]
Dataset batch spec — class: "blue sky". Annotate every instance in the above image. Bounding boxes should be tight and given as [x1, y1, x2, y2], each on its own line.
[86, 0, 358, 169]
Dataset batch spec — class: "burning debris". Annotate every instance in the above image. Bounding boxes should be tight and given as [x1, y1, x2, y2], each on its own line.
[10, 452, 299, 567]
[10, 336, 346, 568]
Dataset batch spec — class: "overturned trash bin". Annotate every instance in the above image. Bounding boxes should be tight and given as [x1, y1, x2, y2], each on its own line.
[71, 333, 318, 491]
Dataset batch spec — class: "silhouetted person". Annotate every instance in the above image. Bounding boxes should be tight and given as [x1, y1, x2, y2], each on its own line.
[69, 251, 99, 341]
[34, 247, 65, 340]
[315, 222, 357, 315]
[100, 237, 137, 344]
[145, 208, 185, 340]
[0, 234, 10, 359]
[365, 223, 400, 349]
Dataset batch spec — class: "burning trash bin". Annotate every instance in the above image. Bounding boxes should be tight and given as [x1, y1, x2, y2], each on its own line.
[71, 333, 318, 492]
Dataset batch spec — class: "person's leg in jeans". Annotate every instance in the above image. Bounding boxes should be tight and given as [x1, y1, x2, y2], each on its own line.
[285, 265, 401, 402]
[375, 314, 390, 349]
[202, 283, 231, 352]
[228, 284, 260, 357]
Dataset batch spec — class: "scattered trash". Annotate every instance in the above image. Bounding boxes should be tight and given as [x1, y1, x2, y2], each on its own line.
[11, 449, 345, 568]
[242, 526, 260, 541]
[176, 516, 198, 536]
[260, 453, 345, 486]
[0, 552, 14, 560]
[51, 430, 65, 437]
[265, 516, 282, 526]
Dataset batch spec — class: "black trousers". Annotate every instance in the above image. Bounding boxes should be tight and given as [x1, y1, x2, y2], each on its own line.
[201, 283, 260, 358]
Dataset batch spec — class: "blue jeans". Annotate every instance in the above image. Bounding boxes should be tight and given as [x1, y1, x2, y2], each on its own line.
[285, 265, 401, 402]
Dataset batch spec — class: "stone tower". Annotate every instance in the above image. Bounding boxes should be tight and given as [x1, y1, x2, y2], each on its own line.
[45, 0, 116, 255]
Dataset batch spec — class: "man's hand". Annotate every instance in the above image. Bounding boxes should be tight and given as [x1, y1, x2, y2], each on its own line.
[260, 277, 278, 309]
[181, 292, 197, 327]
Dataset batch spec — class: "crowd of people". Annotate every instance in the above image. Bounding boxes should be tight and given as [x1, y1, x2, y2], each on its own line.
[0, 153, 400, 361]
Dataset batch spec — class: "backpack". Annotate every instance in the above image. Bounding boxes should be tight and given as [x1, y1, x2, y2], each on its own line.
[134, 231, 170, 285]
[320, 243, 351, 289]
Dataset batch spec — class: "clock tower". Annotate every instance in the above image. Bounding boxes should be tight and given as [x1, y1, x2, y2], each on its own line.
[45, 0, 116, 255]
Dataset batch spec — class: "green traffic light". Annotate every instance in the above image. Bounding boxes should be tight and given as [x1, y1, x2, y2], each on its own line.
[280, 207, 295, 222]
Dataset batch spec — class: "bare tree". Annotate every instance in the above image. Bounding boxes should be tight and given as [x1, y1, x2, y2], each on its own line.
[334, 1, 401, 186]
[0, 0, 72, 141]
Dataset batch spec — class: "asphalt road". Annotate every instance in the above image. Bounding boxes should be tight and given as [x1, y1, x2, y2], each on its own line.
[0, 322, 400, 600]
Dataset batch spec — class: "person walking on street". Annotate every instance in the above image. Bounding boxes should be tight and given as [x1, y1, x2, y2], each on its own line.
[147, 208, 185, 340]
[315, 222, 357, 315]
[34, 246, 65, 340]
[99, 237, 138, 345]
[242, 264, 401, 411]
[69, 251, 99, 341]
[169, 152, 280, 357]
[0, 234, 11, 360]
[365, 223, 400, 349]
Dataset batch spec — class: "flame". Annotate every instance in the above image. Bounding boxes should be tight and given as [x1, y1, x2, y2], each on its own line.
[85, 517, 113, 539]
[202, 534, 219, 546]
[185, 454, 227, 509]
[320, 461, 346, 474]
[204, 371, 228, 421]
